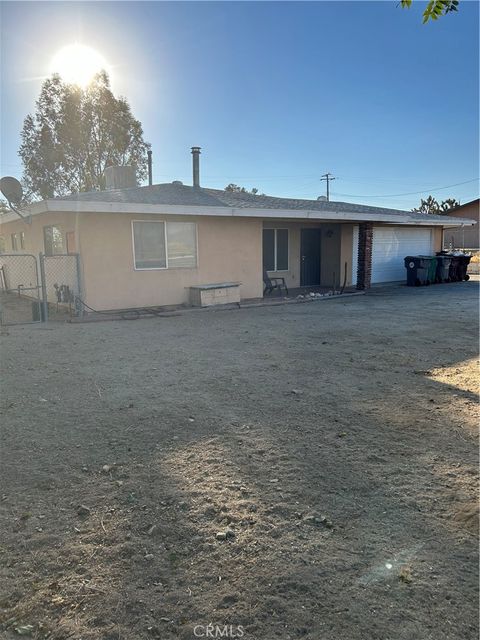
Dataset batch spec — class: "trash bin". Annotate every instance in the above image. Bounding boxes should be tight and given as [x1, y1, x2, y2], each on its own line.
[404, 256, 430, 286]
[457, 255, 472, 281]
[420, 256, 437, 284]
[437, 251, 472, 282]
[435, 254, 452, 283]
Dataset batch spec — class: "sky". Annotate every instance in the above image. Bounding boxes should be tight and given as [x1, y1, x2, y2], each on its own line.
[0, 0, 479, 210]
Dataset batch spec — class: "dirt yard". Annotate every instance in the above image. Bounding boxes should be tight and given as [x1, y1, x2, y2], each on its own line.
[0, 281, 478, 640]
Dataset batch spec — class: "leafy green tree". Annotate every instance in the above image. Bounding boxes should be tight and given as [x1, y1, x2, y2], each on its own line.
[225, 184, 260, 195]
[400, 0, 460, 23]
[19, 71, 150, 199]
[439, 198, 460, 212]
[412, 196, 460, 214]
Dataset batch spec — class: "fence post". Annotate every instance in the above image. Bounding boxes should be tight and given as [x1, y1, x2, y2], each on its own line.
[39, 253, 48, 323]
[75, 252, 84, 319]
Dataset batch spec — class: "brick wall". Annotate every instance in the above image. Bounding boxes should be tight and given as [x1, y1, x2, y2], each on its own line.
[356, 222, 373, 290]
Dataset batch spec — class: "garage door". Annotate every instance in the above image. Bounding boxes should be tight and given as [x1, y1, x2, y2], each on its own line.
[352, 226, 433, 284]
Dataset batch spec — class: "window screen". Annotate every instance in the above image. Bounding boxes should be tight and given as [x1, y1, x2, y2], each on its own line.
[166, 222, 197, 268]
[262, 229, 275, 271]
[133, 222, 166, 269]
[276, 229, 289, 271]
[263, 228, 288, 271]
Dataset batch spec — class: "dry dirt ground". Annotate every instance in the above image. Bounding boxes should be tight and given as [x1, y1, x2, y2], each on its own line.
[0, 281, 478, 640]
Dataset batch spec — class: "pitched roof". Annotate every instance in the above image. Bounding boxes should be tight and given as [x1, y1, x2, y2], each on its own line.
[55, 182, 460, 223]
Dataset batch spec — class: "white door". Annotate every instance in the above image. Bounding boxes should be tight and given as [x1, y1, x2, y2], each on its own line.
[371, 226, 433, 283]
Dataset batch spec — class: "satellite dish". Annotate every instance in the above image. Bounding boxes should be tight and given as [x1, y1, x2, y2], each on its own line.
[0, 176, 23, 205]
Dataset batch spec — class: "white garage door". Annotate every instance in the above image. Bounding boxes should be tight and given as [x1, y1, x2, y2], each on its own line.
[352, 226, 433, 284]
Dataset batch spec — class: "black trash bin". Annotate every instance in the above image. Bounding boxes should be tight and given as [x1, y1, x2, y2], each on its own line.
[405, 256, 430, 286]
[457, 255, 472, 281]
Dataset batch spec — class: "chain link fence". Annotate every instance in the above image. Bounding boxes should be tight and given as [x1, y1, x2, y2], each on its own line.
[0, 254, 42, 325]
[40, 253, 82, 320]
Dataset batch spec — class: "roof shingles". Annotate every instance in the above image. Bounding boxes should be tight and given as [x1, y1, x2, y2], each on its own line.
[56, 182, 455, 222]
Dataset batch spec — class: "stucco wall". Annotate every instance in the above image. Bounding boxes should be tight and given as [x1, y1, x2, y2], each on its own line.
[0, 211, 78, 256]
[78, 213, 263, 310]
[442, 200, 479, 249]
[262, 221, 353, 288]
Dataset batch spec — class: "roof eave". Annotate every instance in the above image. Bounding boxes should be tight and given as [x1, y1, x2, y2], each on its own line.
[0, 199, 476, 226]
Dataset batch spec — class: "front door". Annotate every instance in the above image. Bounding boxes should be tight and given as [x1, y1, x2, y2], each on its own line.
[300, 229, 321, 286]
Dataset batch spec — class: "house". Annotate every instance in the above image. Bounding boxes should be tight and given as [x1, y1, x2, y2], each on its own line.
[0, 149, 477, 313]
[442, 199, 480, 250]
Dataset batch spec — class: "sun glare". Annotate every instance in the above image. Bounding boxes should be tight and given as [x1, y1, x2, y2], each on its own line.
[50, 44, 109, 87]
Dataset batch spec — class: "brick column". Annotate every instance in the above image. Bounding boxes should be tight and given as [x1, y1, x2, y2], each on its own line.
[356, 222, 373, 290]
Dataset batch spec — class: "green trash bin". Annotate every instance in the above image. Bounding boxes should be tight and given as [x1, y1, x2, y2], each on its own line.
[418, 256, 437, 284]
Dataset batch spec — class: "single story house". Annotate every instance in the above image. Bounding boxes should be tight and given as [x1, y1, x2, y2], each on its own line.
[442, 198, 479, 250]
[0, 151, 477, 312]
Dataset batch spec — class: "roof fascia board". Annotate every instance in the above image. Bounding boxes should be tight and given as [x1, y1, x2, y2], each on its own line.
[0, 198, 476, 227]
[34, 200, 478, 225]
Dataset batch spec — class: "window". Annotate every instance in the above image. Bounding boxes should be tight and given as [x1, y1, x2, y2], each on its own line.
[133, 221, 167, 269]
[0, 236, 5, 253]
[11, 232, 24, 250]
[132, 221, 197, 270]
[44, 226, 64, 255]
[166, 222, 197, 268]
[263, 228, 288, 271]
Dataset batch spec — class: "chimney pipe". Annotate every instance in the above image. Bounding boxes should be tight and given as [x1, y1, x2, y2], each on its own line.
[147, 150, 153, 186]
[191, 146, 201, 188]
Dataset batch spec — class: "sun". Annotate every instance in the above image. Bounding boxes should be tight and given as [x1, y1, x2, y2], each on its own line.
[50, 44, 109, 87]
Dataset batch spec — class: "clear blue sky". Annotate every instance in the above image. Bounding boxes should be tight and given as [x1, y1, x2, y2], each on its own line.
[1, 1, 478, 210]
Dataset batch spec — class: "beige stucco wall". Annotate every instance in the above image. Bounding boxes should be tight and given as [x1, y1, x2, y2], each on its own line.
[442, 201, 479, 249]
[78, 213, 263, 310]
[263, 221, 355, 289]
[0, 211, 78, 256]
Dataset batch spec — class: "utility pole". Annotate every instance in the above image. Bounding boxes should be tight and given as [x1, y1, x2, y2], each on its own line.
[320, 173, 336, 201]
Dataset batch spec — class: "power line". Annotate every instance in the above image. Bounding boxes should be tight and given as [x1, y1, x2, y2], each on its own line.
[330, 179, 478, 199]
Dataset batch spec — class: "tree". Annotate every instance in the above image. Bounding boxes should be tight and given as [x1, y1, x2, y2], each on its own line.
[412, 195, 460, 214]
[400, 0, 460, 23]
[225, 184, 261, 195]
[19, 71, 151, 199]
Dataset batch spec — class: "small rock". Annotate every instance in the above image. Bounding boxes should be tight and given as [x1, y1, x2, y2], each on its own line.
[291, 389, 303, 395]
[147, 525, 157, 536]
[225, 528, 235, 539]
[102, 465, 112, 473]
[14, 625, 34, 636]
[144, 553, 154, 560]
[76, 504, 91, 517]
[216, 531, 227, 541]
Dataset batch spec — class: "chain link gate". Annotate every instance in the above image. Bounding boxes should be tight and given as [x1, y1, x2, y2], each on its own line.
[0, 253, 82, 326]
[0, 254, 42, 325]
[39, 253, 82, 321]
